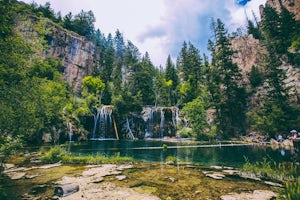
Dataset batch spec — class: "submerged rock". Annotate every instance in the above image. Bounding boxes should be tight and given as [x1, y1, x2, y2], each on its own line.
[206, 173, 226, 180]
[220, 190, 277, 200]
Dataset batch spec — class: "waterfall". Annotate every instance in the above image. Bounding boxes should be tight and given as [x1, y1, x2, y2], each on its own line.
[67, 122, 73, 142]
[91, 106, 114, 140]
[160, 108, 165, 138]
[126, 118, 135, 140]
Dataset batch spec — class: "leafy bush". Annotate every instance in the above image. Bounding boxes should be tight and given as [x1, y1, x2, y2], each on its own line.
[285, 179, 300, 200]
[178, 127, 193, 138]
[40, 146, 134, 164]
[165, 156, 178, 164]
[40, 146, 67, 163]
[241, 157, 298, 181]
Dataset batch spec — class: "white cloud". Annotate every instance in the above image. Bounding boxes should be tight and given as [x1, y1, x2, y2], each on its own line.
[20, 0, 266, 67]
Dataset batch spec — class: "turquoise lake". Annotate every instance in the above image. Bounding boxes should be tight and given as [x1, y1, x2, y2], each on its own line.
[67, 140, 298, 167]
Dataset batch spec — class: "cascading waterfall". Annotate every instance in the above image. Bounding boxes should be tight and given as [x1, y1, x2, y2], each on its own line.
[91, 106, 114, 140]
[160, 108, 165, 138]
[144, 107, 178, 138]
[67, 122, 73, 142]
[125, 118, 135, 140]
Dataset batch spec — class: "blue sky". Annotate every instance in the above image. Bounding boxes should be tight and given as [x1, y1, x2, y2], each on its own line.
[21, 0, 266, 67]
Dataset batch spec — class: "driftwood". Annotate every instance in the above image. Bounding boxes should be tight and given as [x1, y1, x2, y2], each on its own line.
[54, 184, 79, 197]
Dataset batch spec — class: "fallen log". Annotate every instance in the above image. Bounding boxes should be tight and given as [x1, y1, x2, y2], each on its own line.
[54, 184, 79, 197]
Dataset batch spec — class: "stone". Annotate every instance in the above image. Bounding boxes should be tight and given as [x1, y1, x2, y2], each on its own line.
[165, 176, 176, 182]
[223, 170, 239, 175]
[3, 163, 15, 169]
[116, 175, 127, 181]
[6, 172, 26, 180]
[25, 174, 43, 179]
[39, 163, 62, 169]
[220, 190, 277, 200]
[264, 181, 284, 187]
[206, 173, 225, 180]
[210, 165, 223, 170]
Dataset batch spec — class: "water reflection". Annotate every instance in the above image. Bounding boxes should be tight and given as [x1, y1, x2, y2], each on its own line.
[68, 140, 296, 168]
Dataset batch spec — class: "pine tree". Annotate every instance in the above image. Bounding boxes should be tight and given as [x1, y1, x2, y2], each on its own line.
[165, 55, 179, 105]
[210, 19, 247, 137]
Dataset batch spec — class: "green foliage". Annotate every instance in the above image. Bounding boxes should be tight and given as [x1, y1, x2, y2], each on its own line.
[40, 146, 134, 164]
[182, 95, 211, 140]
[165, 156, 178, 164]
[177, 42, 204, 104]
[177, 127, 193, 138]
[162, 144, 168, 150]
[248, 65, 264, 88]
[291, 36, 300, 52]
[209, 18, 247, 137]
[285, 179, 300, 200]
[0, 135, 22, 158]
[40, 146, 67, 163]
[241, 157, 299, 181]
[82, 76, 105, 96]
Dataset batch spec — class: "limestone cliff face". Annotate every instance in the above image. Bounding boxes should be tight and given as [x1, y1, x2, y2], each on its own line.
[232, 0, 300, 91]
[264, 0, 300, 20]
[231, 34, 267, 83]
[44, 22, 97, 92]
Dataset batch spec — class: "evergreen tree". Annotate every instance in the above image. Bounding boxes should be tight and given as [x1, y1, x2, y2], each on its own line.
[114, 29, 126, 62]
[127, 52, 155, 105]
[210, 19, 247, 137]
[247, 20, 261, 39]
[177, 42, 203, 104]
[165, 55, 179, 106]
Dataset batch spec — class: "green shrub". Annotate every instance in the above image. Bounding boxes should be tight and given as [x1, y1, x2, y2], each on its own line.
[40, 146, 67, 163]
[285, 179, 300, 200]
[178, 127, 193, 138]
[165, 156, 178, 164]
[41, 146, 134, 164]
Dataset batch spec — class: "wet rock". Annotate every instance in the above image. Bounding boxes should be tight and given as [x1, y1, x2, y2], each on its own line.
[6, 172, 26, 180]
[25, 174, 43, 179]
[220, 190, 277, 200]
[210, 165, 223, 170]
[116, 175, 127, 181]
[240, 173, 261, 181]
[117, 164, 134, 170]
[165, 176, 176, 182]
[39, 162, 62, 169]
[82, 164, 121, 177]
[90, 177, 105, 183]
[3, 163, 15, 169]
[206, 173, 225, 180]
[223, 169, 239, 175]
[264, 181, 283, 187]
[165, 161, 175, 165]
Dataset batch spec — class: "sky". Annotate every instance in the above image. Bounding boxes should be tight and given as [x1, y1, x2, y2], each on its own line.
[20, 0, 266, 67]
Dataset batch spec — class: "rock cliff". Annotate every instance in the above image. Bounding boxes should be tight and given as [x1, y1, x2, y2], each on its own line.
[264, 0, 300, 20]
[44, 22, 97, 93]
[232, 0, 300, 92]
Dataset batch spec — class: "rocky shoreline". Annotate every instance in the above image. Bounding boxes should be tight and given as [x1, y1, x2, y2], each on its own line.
[1, 157, 282, 200]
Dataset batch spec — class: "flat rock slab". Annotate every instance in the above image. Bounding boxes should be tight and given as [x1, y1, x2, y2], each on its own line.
[39, 163, 62, 169]
[206, 173, 226, 180]
[56, 164, 160, 200]
[264, 181, 284, 187]
[116, 175, 127, 181]
[220, 190, 277, 200]
[6, 172, 26, 180]
[60, 182, 160, 200]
